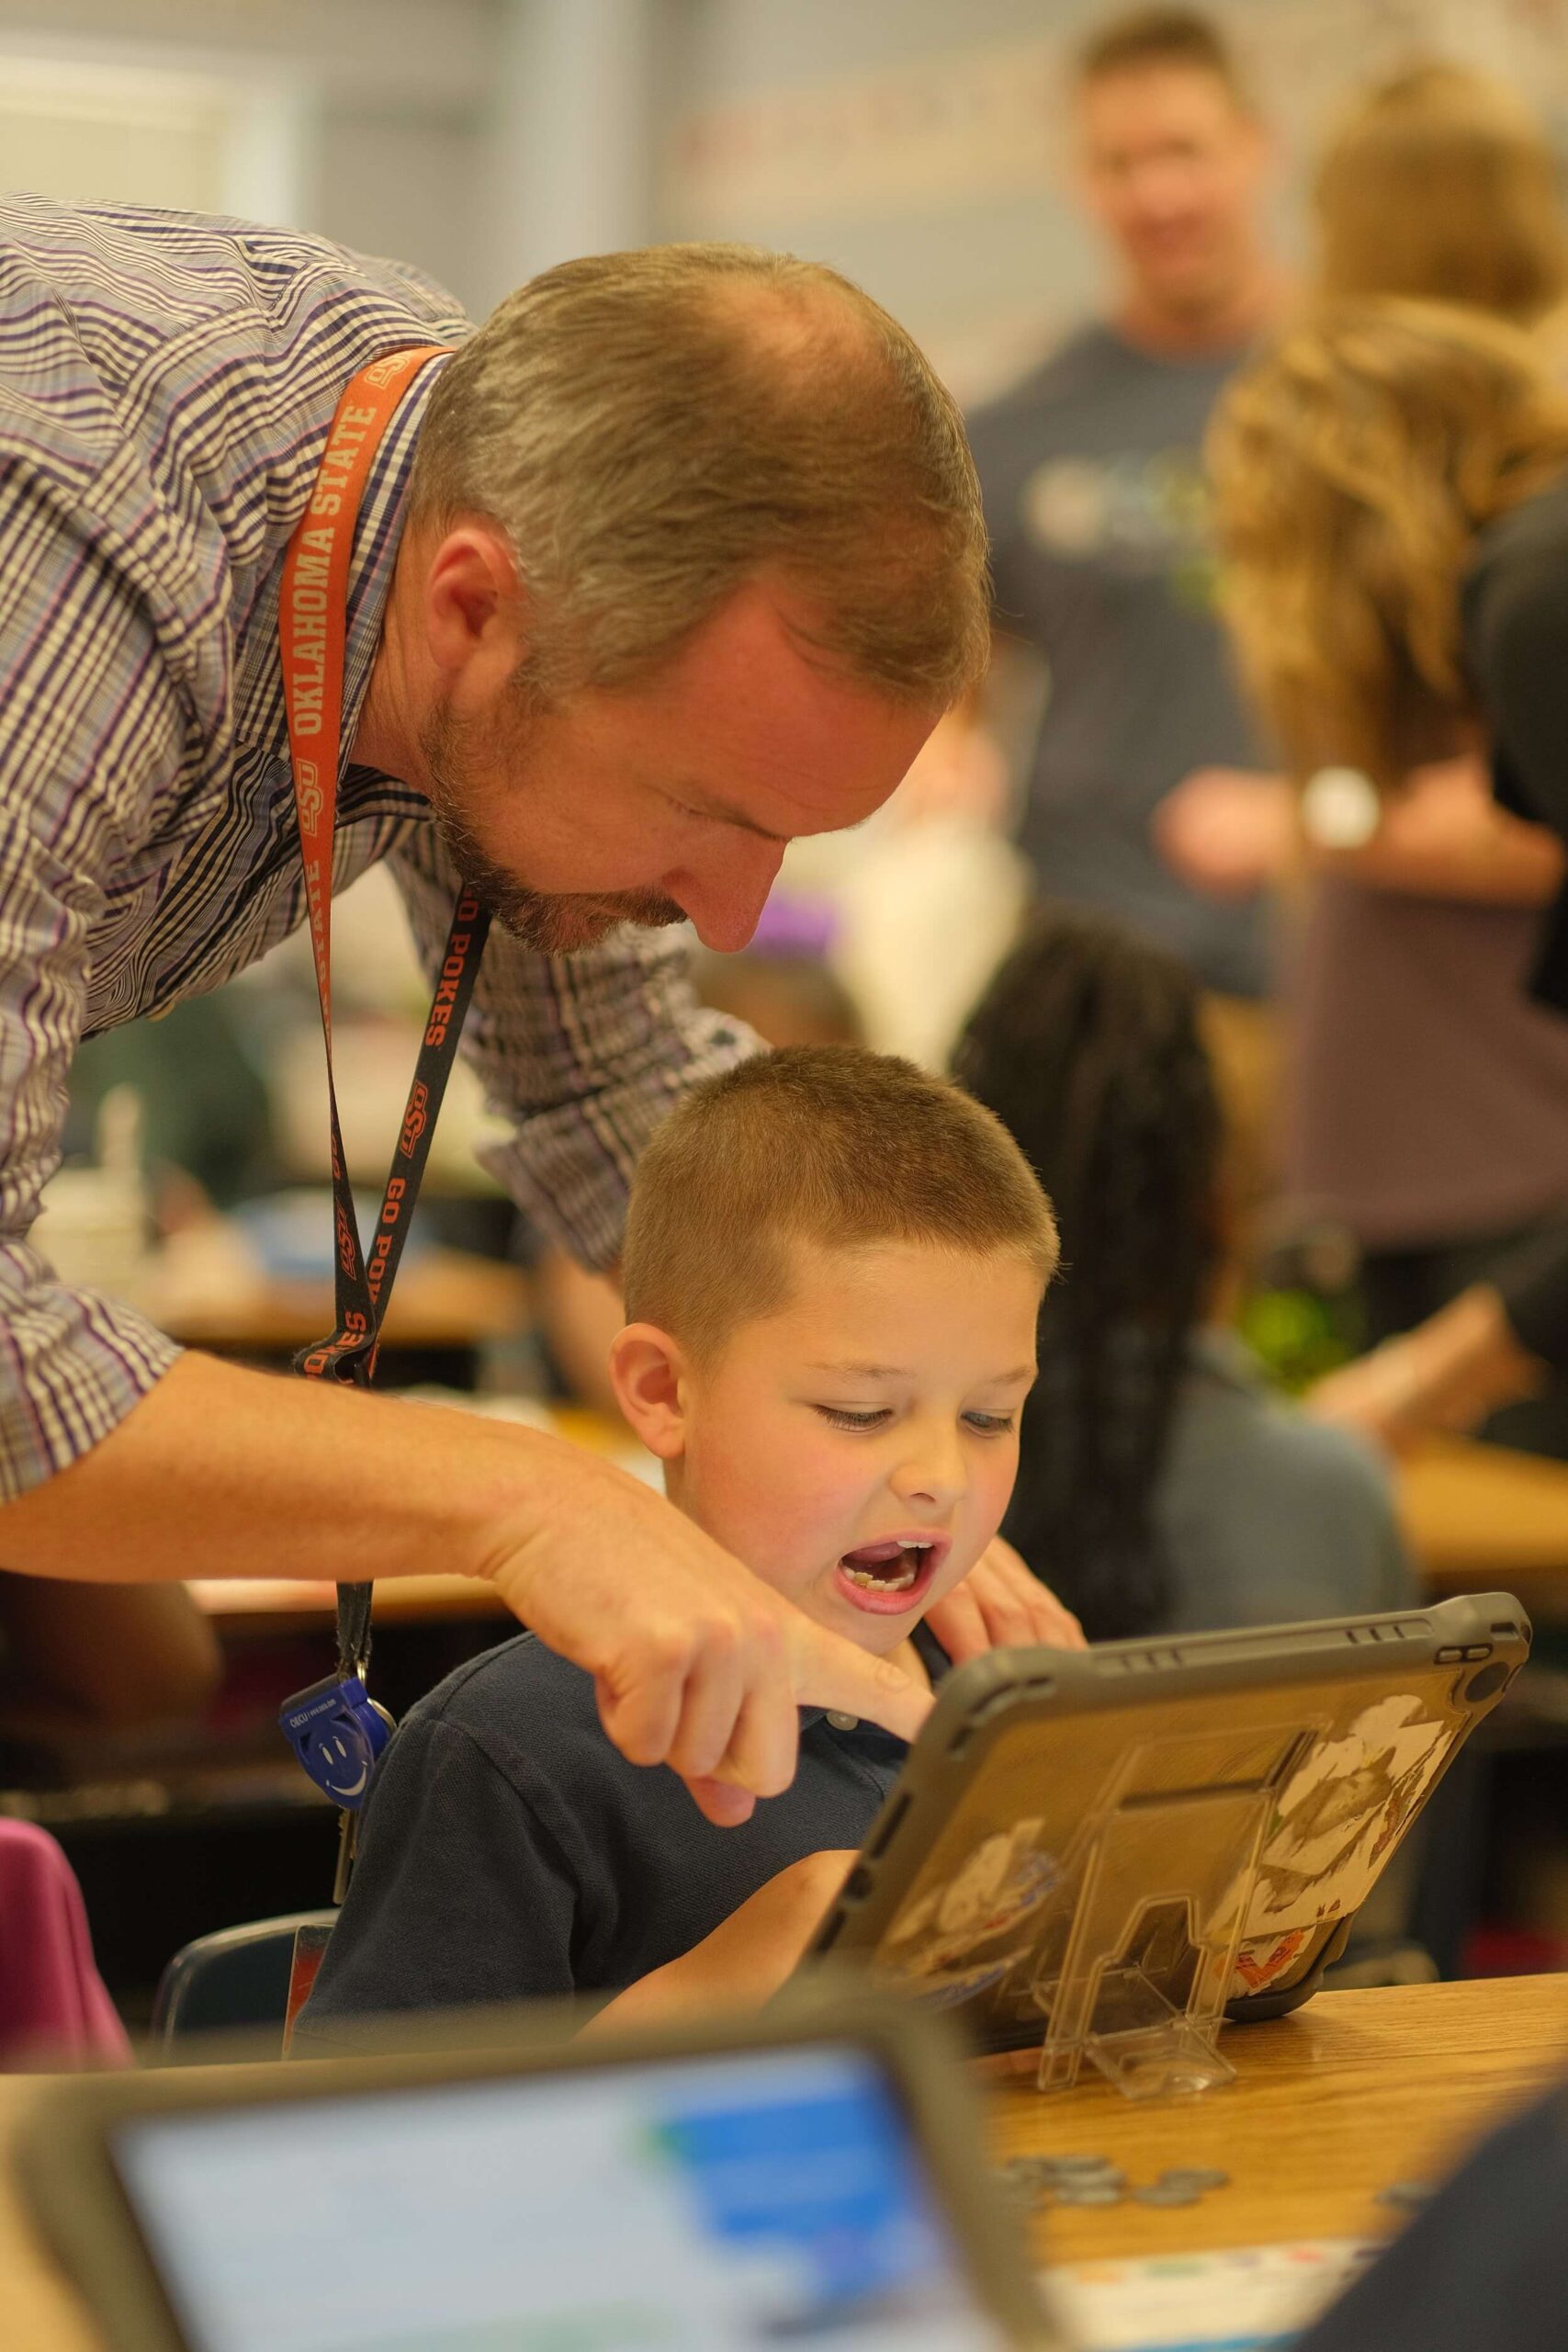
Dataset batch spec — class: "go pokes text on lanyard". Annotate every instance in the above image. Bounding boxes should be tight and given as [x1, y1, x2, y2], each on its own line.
[272, 345, 491, 1899]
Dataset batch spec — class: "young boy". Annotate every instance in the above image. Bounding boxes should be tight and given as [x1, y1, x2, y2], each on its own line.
[296, 1046, 1060, 2043]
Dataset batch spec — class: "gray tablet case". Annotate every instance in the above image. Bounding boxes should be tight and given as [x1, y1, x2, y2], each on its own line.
[812, 1594, 1529, 2098]
[14, 1985, 1062, 2352]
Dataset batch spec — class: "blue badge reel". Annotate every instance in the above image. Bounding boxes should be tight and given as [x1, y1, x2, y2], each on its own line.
[279, 1677, 394, 1809]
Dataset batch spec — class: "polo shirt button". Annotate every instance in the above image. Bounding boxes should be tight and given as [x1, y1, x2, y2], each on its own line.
[826, 1711, 859, 1732]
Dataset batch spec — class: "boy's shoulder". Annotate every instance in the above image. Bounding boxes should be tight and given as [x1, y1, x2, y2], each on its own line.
[398, 1632, 612, 1789]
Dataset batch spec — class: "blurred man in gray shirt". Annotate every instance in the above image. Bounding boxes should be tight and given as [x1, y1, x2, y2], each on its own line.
[968, 6, 1286, 1001]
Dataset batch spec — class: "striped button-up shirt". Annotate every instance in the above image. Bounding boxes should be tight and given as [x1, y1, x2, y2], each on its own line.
[0, 196, 744, 1499]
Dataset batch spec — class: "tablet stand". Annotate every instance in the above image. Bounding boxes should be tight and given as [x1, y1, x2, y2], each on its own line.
[1026, 1778, 1272, 2100]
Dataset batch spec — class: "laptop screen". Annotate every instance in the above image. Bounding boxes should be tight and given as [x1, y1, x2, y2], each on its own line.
[109, 2041, 1010, 2351]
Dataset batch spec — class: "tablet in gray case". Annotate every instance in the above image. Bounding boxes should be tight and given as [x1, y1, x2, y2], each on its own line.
[812, 1593, 1529, 2086]
[14, 1987, 1063, 2352]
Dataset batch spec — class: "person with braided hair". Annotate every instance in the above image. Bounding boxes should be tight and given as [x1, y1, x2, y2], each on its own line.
[953, 909, 1415, 1638]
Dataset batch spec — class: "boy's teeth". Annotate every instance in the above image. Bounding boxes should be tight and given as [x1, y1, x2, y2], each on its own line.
[839, 1537, 939, 1595]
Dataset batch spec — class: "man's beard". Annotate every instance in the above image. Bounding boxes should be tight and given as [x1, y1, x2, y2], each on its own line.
[420, 704, 686, 956]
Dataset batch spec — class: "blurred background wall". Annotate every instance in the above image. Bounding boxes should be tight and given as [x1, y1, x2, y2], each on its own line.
[0, 2, 1565, 392]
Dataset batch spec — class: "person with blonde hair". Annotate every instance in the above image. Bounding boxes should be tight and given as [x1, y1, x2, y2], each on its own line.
[1212, 299, 1568, 788]
[1158, 65, 1568, 1457]
[1156, 59, 1568, 890]
[1314, 60, 1568, 326]
[1208, 296, 1568, 1439]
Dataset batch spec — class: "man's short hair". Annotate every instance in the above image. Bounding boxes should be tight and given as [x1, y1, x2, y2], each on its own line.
[1075, 6, 1250, 106]
[623, 1046, 1058, 1360]
[410, 244, 989, 712]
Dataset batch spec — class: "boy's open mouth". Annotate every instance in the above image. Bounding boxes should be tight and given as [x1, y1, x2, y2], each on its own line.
[834, 1534, 948, 1616]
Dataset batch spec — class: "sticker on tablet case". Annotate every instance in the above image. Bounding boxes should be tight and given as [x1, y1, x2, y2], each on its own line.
[1243, 1694, 1450, 1941]
[1230, 1928, 1312, 1994]
[885, 1821, 1060, 1983]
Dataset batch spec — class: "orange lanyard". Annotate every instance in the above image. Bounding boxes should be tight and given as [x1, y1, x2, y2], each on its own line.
[279, 345, 491, 1689]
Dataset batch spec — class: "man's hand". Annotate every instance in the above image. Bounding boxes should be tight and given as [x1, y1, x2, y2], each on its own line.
[479, 1445, 933, 1826]
[924, 1534, 1085, 1661]
[1151, 767, 1293, 900]
[1304, 1284, 1546, 1454]
[581, 1849, 858, 2035]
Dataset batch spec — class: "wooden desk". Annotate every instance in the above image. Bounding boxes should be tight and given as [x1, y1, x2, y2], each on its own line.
[192, 1569, 506, 1629]
[1, 1975, 1563, 2349]
[1399, 1437, 1568, 1596]
[129, 1243, 530, 1354]
[996, 1972, 1568, 2267]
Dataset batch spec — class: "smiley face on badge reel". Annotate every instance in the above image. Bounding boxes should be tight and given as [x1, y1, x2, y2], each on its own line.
[278, 1679, 393, 1809]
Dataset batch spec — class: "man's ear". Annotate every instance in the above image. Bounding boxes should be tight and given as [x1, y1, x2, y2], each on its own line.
[608, 1323, 691, 1461]
[423, 521, 526, 706]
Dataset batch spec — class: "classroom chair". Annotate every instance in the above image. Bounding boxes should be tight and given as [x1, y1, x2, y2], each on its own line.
[151, 1910, 336, 2057]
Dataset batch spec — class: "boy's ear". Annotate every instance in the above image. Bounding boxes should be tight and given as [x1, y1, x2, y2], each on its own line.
[608, 1322, 691, 1460]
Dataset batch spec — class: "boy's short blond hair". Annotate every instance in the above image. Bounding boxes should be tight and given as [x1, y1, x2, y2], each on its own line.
[624, 1046, 1059, 1358]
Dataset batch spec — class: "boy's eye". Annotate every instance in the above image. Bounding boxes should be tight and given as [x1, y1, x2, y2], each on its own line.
[814, 1406, 892, 1431]
[964, 1412, 1016, 1436]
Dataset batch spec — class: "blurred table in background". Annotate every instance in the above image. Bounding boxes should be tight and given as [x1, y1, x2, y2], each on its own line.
[1400, 1437, 1568, 1605]
[1395, 1439, 1568, 1978]
[128, 1235, 530, 1358]
[192, 1571, 507, 1632]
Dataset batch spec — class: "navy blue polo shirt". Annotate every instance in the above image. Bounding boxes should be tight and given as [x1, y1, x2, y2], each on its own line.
[296, 1626, 942, 2045]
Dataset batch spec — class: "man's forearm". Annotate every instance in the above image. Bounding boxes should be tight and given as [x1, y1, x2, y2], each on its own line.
[0, 1350, 935, 1790]
[1305, 1284, 1546, 1450]
[0, 1350, 571, 1587]
[1317, 757, 1566, 906]
[1323, 814, 1563, 905]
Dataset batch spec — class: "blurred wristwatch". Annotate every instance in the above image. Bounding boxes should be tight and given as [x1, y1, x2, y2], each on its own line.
[1300, 765, 1382, 850]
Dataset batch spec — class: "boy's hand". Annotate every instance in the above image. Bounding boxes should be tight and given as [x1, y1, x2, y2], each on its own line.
[924, 1535, 1086, 1660]
[581, 1849, 858, 2036]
